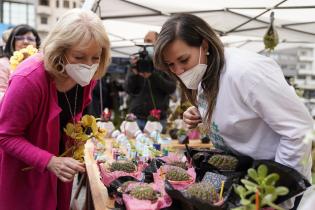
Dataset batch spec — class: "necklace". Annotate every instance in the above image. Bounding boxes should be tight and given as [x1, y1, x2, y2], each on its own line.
[64, 85, 78, 124]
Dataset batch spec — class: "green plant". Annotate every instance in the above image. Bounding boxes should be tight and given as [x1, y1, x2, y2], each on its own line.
[165, 166, 190, 181]
[110, 160, 136, 173]
[208, 154, 238, 171]
[130, 185, 158, 201]
[232, 164, 289, 210]
[186, 182, 219, 203]
[168, 161, 188, 170]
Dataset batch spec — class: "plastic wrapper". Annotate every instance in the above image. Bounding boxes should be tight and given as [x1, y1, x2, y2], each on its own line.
[143, 159, 165, 183]
[185, 148, 253, 182]
[164, 180, 231, 210]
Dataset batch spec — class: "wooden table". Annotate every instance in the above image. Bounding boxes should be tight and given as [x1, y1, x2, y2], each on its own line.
[83, 141, 114, 210]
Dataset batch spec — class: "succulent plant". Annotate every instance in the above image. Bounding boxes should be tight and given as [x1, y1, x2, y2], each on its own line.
[130, 185, 158, 201]
[208, 154, 238, 171]
[186, 182, 219, 203]
[119, 181, 137, 193]
[168, 161, 188, 170]
[165, 166, 190, 181]
[110, 160, 136, 173]
[232, 164, 289, 210]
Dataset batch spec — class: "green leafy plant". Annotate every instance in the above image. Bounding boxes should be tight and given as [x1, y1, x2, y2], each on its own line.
[232, 164, 289, 210]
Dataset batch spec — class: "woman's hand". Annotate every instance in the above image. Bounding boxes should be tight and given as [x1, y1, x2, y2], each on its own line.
[47, 156, 85, 182]
[183, 106, 202, 129]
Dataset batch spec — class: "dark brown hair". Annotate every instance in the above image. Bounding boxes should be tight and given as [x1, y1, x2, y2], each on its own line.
[4, 24, 41, 58]
[153, 13, 225, 129]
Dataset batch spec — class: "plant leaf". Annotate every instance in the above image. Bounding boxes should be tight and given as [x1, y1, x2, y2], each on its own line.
[275, 186, 289, 196]
[257, 164, 268, 178]
[248, 168, 258, 181]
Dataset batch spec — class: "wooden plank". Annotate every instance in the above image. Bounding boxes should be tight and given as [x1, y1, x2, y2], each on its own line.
[84, 141, 111, 210]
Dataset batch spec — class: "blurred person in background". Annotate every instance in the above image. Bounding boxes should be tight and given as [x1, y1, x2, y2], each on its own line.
[125, 31, 176, 132]
[0, 24, 40, 100]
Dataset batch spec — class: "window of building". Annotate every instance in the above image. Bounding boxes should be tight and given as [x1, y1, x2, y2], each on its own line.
[311, 76, 315, 80]
[300, 50, 307, 56]
[39, 0, 49, 6]
[3, 2, 35, 26]
[40, 16, 48, 24]
[64, 0, 70, 8]
[299, 63, 306, 69]
[73, 2, 77, 8]
[297, 75, 306, 80]
[56, 0, 59, 8]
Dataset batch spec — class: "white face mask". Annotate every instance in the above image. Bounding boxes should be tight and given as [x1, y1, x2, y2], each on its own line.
[178, 47, 207, 90]
[65, 58, 99, 87]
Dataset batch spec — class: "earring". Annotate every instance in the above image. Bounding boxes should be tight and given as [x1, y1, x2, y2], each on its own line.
[56, 57, 65, 73]
[206, 51, 210, 55]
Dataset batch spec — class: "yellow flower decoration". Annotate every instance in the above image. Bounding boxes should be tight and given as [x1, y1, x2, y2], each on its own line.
[9, 45, 38, 71]
[63, 114, 107, 162]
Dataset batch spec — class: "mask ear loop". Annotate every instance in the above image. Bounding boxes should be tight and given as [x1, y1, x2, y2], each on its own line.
[198, 47, 202, 64]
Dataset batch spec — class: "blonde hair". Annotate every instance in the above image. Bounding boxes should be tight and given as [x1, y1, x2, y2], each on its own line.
[41, 9, 111, 80]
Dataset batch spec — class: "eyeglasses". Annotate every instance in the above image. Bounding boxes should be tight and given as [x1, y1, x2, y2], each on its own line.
[15, 35, 36, 42]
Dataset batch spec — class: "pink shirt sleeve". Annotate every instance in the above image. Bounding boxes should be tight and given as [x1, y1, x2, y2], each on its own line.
[0, 75, 53, 172]
[0, 57, 10, 98]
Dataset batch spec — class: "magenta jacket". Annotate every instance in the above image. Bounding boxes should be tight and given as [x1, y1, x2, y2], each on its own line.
[0, 55, 96, 210]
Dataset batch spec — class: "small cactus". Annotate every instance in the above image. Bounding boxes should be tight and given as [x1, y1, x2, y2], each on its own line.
[186, 182, 219, 203]
[110, 160, 136, 173]
[208, 154, 238, 171]
[119, 181, 137, 193]
[168, 161, 188, 170]
[130, 185, 158, 201]
[165, 166, 190, 181]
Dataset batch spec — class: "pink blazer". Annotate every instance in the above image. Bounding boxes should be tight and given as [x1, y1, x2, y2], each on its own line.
[0, 54, 96, 210]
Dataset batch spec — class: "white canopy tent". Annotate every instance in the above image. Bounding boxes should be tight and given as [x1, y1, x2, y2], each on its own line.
[85, 0, 315, 57]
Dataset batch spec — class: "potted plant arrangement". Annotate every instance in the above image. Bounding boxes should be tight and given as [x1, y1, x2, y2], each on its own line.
[232, 164, 289, 210]
[144, 109, 163, 134]
[120, 113, 141, 138]
[97, 108, 115, 137]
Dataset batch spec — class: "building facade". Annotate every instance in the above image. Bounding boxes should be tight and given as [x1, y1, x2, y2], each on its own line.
[1, 0, 84, 38]
[36, 0, 85, 37]
[271, 46, 315, 116]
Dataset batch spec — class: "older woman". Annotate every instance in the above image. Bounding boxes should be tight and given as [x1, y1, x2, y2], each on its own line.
[0, 9, 111, 210]
[0, 24, 40, 99]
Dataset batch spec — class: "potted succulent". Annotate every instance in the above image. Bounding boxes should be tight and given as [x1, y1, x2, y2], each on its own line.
[144, 109, 163, 134]
[232, 164, 289, 210]
[120, 113, 141, 138]
[97, 108, 115, 137]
